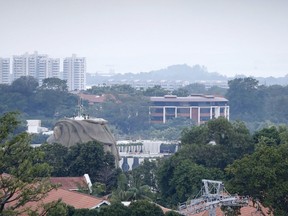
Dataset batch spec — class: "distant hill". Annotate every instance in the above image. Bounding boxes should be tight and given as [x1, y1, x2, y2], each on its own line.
[86, 64, 288, 86]
[87, 64, 227, 85]
[256, 75, 288, 86]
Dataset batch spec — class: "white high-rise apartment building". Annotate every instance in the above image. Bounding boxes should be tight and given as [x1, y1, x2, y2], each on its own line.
[13, 53, 29, 80]
[12, 52, 60, 85]
[38, 58, 60, 85]
[63, 54, 86, 91]
[0, 58, 10, 84]
[28, 52, 48, 78]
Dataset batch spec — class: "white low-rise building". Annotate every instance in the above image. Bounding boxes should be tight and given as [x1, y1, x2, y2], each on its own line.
[117, 139, 179, 171]
[27, 119, 48, 134]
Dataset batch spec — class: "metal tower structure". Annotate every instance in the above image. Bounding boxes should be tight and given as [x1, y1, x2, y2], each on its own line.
[178, 179, 248, 216]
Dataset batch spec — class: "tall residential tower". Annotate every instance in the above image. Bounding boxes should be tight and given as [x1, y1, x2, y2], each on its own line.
[0, 58, 10, 84]
[12, 53, 29, 80]
[38, 58, 60, 85]
[63, 54, 86, 91]
[12, 52, 60, 85]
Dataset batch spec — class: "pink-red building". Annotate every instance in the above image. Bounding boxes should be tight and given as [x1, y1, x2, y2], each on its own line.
[149, 94, 229, 124]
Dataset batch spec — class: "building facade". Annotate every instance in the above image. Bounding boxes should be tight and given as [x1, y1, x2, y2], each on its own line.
[0, 58, 10, 84]
[12, 52, 60, 85]
[38, 58, 60, 85]
[117, 140, 178, 171]
[149, 94, 229, 124]
[12, 53, 29, 80]
[63, 54, 86, 91]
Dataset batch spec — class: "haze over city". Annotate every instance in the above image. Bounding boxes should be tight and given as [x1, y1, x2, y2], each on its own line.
[0, 0, 287, 77]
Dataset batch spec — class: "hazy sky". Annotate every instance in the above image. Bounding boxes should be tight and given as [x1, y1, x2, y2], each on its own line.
[0, 0, 288, 77]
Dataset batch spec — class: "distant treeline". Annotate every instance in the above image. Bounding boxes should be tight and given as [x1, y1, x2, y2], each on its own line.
[1, 76, 288, 135]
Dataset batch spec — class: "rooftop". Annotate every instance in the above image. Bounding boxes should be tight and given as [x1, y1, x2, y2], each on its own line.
[50, 176, 89, 191]
[150, 94, 228, 102]
[189, 200, 272, 216]
[22, 188, 110, 212]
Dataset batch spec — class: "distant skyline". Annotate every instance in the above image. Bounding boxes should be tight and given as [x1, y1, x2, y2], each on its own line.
[0, 0, 288, 77]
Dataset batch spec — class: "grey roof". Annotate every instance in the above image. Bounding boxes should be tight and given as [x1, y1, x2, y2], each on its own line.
[150, 94, 228, 102]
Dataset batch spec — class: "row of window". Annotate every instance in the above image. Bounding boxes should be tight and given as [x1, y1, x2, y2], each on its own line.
[150, 116, 211, 122]
[150, 107, 227, 114]
[152, 101, 228, 106]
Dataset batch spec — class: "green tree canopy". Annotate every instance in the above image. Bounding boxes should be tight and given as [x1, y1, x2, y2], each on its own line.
[129, 200, 164, 216]
[39, 143, 69, 176]
[226, 77, 265, 121]
[179, 83, 206, 95]
[10, 76, 39, 96]
[96, 94, 150, 134]
[225, 143, 288, 215]
[65, 141, 116, 183]
[0, 112, 56, 215]
[180, 118, 254, 169]
[41, 77, 68, 91]
[98, 202, 130, 216]
[253, 126, 281, 146]
[39, 141, 119, 195]
[143, 85, 169, 96]
[130, 159, 158, 192]
[157, 157, 224, 206]
[86, 84, 139, 96]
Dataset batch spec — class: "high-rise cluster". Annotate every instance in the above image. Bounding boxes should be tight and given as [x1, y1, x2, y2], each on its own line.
[0, 52, 86, 91]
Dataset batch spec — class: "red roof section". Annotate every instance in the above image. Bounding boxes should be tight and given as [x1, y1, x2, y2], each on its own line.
[50, 176, 88, 191]
[38, 188, 107, 209]
[187, 200, 272, 216]
[78, 93, 116, 104]
[3, 174, 108, 215]
[9, 188, 109, 215]
[240, 200, 272, 216]
[191, 207, 223, 216]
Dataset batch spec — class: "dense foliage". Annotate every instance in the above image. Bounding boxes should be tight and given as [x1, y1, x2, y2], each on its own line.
[39, 142, 119, 193]
[83, 83, 227, 137]
[4, 76, 288, 138]
[0, 77, 78, 127]
[2, 113, 288, 215]
[0, 112, 57, 215]
[226, 77, 288, 127]
[2, 76, 288, 215]
[226, 143, 288, 215]
[55, 200, 181, 216]
[155, 119, 288, 214]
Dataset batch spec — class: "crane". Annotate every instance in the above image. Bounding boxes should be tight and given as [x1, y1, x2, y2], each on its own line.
[178, 179, 248, 216]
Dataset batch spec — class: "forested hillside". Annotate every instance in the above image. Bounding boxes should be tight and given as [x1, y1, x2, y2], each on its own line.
[0, 76, 78, 127]
[156, 118, 288, 215]
[226, 77, 288, 128]
[87, 64, 288, 87]
[86, 64, 227, 86]
[1, 77, 288, 215]
[2, 76, 288, 137]
[2, 112, 288, 215]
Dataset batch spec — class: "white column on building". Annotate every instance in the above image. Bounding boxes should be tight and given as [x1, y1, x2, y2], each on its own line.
[175, 107, 177, 118]
[215, 107, 220, 118]
[163, 106, 166, 123]
[210, 106, 213, 119]
[226, 106, 230, 120]
[198, 107, 200, 124]
[127, 158, 133, 171]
